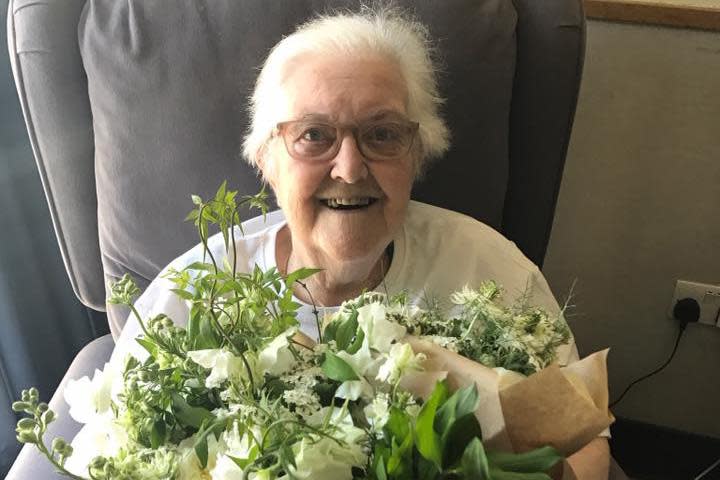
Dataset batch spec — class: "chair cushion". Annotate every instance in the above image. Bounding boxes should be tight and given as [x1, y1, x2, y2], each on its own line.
[79, 0, 517, 336]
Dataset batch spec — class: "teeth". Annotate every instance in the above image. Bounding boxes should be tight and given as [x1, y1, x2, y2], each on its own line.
[325, 198, 372, 208]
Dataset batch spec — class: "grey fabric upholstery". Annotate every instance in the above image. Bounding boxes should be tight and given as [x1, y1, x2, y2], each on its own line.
[5, 335, 114, 480]
[8, 0, 102, 310]
[9, 0, 585, 338]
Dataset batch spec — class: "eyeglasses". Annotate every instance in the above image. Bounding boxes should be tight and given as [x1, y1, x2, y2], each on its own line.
[274, 118, 420, 162]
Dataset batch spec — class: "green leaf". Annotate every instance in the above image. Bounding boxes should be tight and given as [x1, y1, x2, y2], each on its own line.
[195, 433, 209, 468]
[436, 384, 482, 466]
[150, 418, 166, 449]
[436, 384, 480, 434]
[171, 394, 213, 429]
[460, 438, 491, 479]
[215, 180, 227, 203]
[191, 194, 203, 205]
[285, 267, 322, 287]
[136, 337, 159, 359]
[415, 381, 448, 469]
[375, 457, 388, 480]
[346, 326, 366, 355]
[170, 288, 194, 300]
[487, 446, 563, 473]
[335, 310, 359, 351]
[321, 351, 359, 382]
[195, 313, 221, 349]
[185, 261, 214, 271]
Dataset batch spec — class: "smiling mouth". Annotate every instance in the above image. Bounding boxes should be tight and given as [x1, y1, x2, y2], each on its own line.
[319, 197, 379, 211]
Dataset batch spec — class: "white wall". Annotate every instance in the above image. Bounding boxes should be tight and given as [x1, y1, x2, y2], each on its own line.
[543, 20, 720, 437]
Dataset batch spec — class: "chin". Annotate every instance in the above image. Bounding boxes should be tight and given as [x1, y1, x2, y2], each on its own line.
[318, 232, 388, 264]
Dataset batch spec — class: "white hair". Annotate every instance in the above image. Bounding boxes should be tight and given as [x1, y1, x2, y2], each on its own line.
[242, 7, 450, 178]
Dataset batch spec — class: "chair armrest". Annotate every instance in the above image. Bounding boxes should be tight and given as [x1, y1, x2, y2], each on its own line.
[6, 334, 114, 480]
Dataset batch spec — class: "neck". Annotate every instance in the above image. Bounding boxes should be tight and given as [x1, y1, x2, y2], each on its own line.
[277, 227, 389, 306]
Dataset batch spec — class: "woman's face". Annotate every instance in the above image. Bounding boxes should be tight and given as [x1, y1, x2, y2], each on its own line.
[260, 54, 415, 265]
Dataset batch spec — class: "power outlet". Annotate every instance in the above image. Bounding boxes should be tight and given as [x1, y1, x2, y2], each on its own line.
[669, 280, 720, 326]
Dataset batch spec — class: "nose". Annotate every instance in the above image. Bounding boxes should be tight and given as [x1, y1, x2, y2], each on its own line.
[329, 133, 369, 184]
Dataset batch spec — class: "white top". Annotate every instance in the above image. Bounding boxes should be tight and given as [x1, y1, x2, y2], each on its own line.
[112, 201, 578, 365]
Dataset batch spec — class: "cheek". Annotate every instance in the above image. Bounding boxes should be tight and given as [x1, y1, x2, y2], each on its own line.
[274, 163, 329, 220]
[375, 163, 414, 204]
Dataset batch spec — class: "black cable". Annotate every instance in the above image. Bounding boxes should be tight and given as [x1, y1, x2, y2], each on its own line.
[609, 297, 700, 409]
[609, 326, 684, 408]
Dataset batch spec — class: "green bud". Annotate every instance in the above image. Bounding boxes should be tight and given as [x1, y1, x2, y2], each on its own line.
[51, 437, 66, 451]
[29, 387, 39, 399]
[137, 371, 150, 382]
[89, 456, 107, 469]
[41, 409, 56, 425]
[63, 444, 74, 457]
[11, 401, 29, 412]
[17, 431, 37, 444]
[16, 418, 36, 430]
[37, 402, 49, 412]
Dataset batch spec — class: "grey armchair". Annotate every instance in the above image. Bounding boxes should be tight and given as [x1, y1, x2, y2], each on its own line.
[6, 1, 586, 478]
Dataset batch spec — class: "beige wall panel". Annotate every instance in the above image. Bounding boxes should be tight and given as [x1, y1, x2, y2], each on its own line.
[543, 20, 720, 436]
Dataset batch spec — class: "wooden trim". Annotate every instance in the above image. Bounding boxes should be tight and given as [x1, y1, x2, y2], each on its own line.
[584, 0, 720, 31]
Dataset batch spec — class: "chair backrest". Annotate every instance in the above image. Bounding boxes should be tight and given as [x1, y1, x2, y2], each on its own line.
[8, 0, 585, 338]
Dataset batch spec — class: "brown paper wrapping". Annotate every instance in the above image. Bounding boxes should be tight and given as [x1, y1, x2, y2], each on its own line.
[404, 338, 614, 456]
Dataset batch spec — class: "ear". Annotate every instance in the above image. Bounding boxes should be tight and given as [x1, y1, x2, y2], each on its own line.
[255, 144, 277, 190]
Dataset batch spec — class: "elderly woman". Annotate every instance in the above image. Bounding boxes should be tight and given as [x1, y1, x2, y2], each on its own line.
[114, 9, 609, 479]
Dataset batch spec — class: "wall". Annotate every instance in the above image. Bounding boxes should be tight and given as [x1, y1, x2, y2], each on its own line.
[543, 19, 720, 437]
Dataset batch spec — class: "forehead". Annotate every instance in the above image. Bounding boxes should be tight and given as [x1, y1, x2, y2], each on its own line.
[279, 54, 409, 121]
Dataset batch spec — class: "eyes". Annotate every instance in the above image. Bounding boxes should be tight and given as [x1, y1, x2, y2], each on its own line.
[277, 118, 419, 161]
[297, 124, 402, 143]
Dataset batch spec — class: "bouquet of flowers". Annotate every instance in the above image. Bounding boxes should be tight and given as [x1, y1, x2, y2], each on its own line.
[12, 184, 611, 479]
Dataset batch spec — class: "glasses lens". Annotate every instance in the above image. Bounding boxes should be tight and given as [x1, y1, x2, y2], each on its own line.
[284, 122, 337, 159]
[360, 122, 414, 159]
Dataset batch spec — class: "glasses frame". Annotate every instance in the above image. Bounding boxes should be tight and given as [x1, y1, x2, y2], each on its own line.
[274, 118, 420, 163]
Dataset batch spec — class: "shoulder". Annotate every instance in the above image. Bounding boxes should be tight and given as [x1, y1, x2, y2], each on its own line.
[393, 201, 554, 312]
[403, 201, 536, 274]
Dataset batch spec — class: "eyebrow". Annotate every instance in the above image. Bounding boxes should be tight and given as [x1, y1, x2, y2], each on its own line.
[296, 109, 408, 123]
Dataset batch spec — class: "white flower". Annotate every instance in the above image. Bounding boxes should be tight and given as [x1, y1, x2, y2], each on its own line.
[363, 393, 390, 431]
[357, 303, 406, 353]
[334, 377, 373, 401]
[450, 285, 482, 305]
[64, 362, 122, 424]
[177, 432, 224, 480]
[258, 328, 297, 375]
[286, 407, 368, 480]
[64, 415, 128, 476]
[333, 338, 377, 400]
[210, 422, 263, 480]
[211, 455, 245, 480]
[376, 343, 426, 384]
[188, 349, 246, 389]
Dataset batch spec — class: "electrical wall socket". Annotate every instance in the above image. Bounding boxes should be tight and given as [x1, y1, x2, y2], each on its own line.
[669, 280, 720, 326]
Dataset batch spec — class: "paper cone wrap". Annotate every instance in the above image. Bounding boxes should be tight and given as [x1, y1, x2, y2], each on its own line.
[403, 337, 614, 456]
